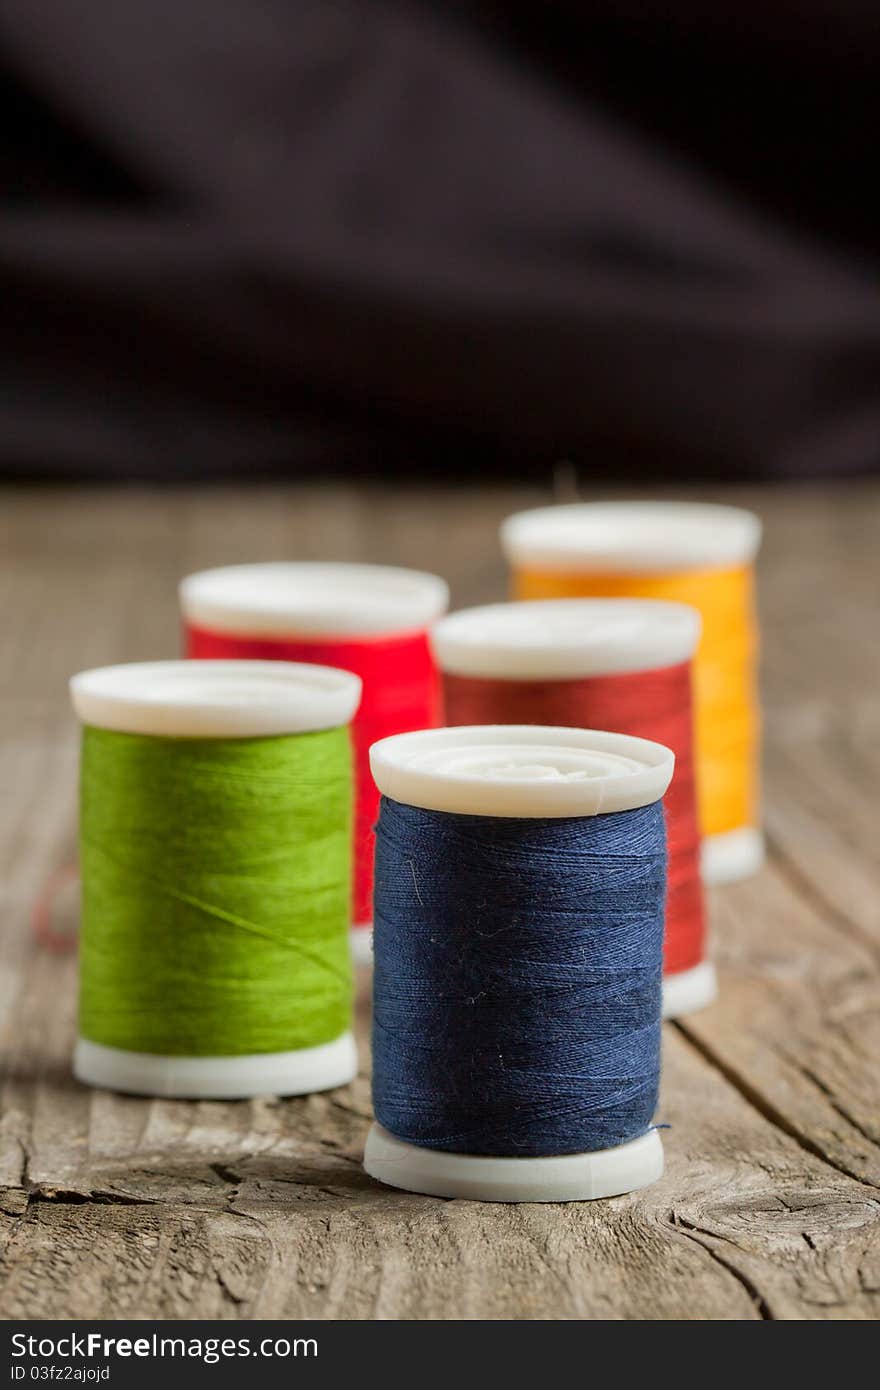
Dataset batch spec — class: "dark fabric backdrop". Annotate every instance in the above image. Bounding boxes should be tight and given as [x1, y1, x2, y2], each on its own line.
[2, 0, 879, 481]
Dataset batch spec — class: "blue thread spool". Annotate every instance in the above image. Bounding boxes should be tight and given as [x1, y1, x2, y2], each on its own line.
[363, 725, 674, 1202]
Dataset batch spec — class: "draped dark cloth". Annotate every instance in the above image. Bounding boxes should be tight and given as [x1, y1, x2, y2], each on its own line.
[2, 0, 879, 480]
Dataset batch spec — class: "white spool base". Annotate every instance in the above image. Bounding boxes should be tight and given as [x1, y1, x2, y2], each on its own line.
[350, 925, 373, 966]
[363, 1122, 663, 1203]
[74, 1031, 358, 1100]
[701, 827, 765, 885]
[662, 961, 717, 1019]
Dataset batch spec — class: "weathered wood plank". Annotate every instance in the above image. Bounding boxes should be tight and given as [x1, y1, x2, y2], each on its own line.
[2, 1000, 878, 1320]
[1, 481, 879, 1320]
[670, 482, 880, 1190]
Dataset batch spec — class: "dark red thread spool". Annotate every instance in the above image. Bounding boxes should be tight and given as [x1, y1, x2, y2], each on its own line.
[181, 563, 449, 959]
[431, 599, 713, 1018]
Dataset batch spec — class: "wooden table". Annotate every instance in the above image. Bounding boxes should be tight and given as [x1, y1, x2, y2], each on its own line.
[1, 481, 878, 1321]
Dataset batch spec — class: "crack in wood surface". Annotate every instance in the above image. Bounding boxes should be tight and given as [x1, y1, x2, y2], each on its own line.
[672, 1216, 774, 1320]
[673, 1021, 879, 1190]
[788, 1059, 880, 1153]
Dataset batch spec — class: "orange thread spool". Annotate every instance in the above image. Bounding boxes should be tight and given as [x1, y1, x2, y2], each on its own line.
[501, 502, 763, 884]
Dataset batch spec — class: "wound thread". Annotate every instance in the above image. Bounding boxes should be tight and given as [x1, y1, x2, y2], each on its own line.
[443, 661, 702, 976]
[372, 796, 666, 1157]
[78, 724, 354, 1057]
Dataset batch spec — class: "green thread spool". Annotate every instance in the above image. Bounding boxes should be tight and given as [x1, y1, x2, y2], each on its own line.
[69, 659, 362, 1099]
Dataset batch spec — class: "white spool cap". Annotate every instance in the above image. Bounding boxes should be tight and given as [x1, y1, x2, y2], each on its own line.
[180, 562, 449, 638]
[69, 659, 361, 1099]
[369, 724, 674, 819]
[70, 659, 362, 738]
[431, 598, 701, 679]
[365, 723, 672, 1202]
[501, 500, 762, 574]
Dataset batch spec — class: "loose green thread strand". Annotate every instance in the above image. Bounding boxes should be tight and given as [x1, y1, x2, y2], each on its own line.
[79, 725, 354, 1056]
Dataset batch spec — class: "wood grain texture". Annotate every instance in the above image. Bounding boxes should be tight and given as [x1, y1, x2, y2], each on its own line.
[1, 480, 879, 1320]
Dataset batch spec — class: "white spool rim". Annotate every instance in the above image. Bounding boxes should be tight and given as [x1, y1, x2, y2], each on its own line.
[370, 725, 673, 818]
[662, 961, 718, 1019]
[70, 660, 362, 738]
[363, 1123, 663, 1203]
[432, 598, 700, 679]
[350, 924, 373, 966]
[180, 562, 449, 638]
[74, 1032, 358, 1100]
[701, 827, 765, 884]
[501, 501, 762, 574]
